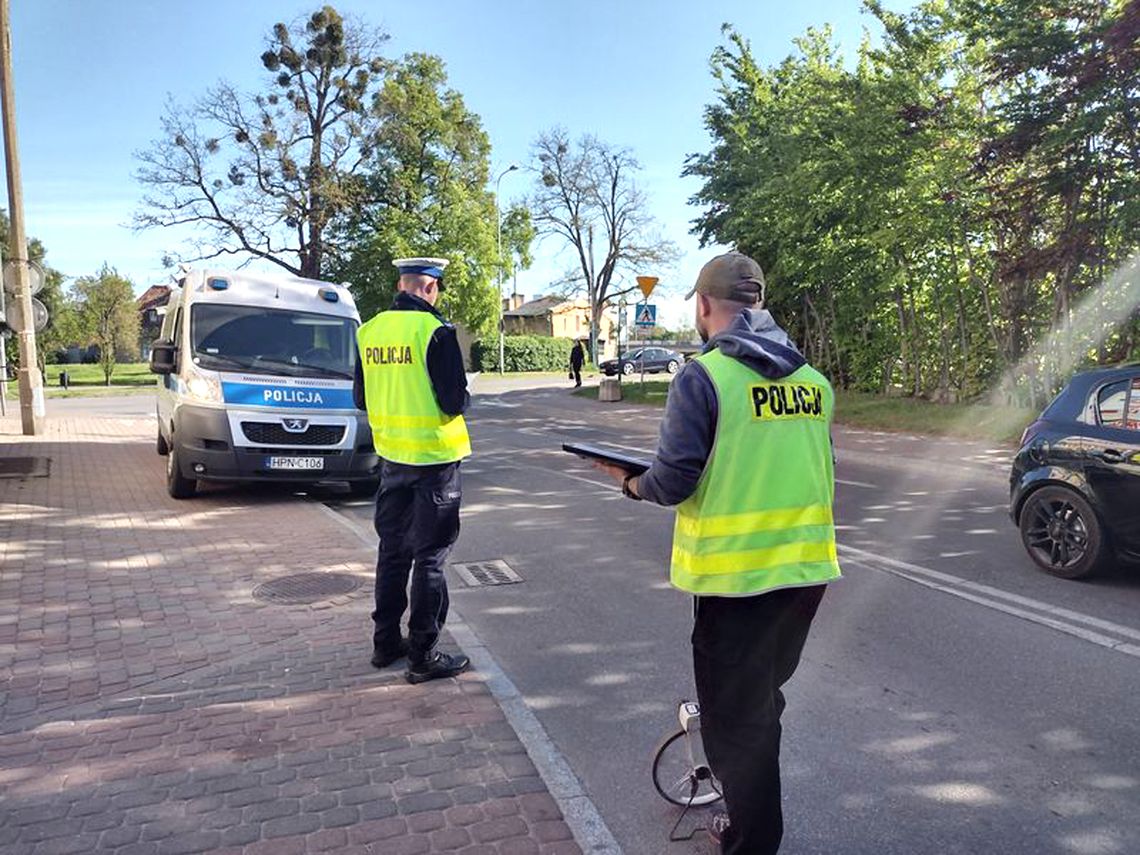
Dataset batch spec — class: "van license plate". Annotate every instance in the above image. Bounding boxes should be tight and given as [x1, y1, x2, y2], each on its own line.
[266, 456, 324, 471]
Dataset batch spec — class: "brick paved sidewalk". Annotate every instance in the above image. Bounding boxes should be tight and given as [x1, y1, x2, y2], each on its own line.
[0, 412, 581, 854]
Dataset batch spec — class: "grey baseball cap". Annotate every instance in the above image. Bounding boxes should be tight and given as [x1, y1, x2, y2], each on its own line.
[684, 252, 766, 304]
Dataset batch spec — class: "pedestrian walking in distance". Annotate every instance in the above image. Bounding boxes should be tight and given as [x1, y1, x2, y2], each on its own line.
[570, 339, 585, 387]
[594, 252, 841, 853]
[354, 256, 472, 684]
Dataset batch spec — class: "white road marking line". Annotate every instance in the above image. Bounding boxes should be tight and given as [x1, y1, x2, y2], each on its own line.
[474, 426, 1139, 658]
[526, 466, 623, 491]
[314, 502, 622, 855]
[837, 478, 878, 489]
[839, 544, 1140, 657]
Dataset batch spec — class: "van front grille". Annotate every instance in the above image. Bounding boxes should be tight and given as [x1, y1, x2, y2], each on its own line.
[241, 422, 345, 446]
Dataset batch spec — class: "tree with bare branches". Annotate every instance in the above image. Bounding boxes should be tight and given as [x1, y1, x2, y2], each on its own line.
[134, 6, 388, 279]
[530, 129, 678, 360]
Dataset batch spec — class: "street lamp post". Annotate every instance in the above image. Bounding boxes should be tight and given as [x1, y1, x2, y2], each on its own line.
[617, 295, 627, 385]
[494, 164, 518, 375]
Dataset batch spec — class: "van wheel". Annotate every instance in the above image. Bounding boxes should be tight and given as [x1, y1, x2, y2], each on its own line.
[156, 425, 169, 456]
[166, 442, 197, 499]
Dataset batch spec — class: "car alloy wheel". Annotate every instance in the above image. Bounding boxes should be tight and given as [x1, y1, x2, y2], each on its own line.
[1019, 486, 1105, 579]
[622, 362, 635, 375]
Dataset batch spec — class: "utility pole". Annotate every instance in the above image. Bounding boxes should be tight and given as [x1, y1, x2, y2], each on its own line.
[0, 280, 7, 415]
[0, 0, 44, 434]
[494, 164, 517, 375]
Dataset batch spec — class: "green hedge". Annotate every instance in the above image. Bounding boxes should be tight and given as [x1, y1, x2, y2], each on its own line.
[472, 335, 575, 372]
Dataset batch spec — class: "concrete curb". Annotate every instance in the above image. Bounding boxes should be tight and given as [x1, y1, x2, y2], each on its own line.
[316, 502, 623, 854]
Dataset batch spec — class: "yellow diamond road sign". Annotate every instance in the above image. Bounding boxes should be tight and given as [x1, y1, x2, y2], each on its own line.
[636, 276, 658, 299]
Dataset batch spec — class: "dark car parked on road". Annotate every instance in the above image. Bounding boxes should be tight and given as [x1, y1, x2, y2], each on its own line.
[600, 347, 683, 377]
[1009, 364, 1140, 579]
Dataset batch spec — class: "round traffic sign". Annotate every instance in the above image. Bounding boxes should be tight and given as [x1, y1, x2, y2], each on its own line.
[2, 259, 45, 296]
[6, 296, 49, 333]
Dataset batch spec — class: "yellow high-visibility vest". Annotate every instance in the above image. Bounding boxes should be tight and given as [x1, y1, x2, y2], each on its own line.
[356, 310, 471, 465]
[671, 349, 841, 595]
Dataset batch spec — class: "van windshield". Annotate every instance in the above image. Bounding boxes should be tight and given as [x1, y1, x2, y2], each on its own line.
[191, 304, 356, 379]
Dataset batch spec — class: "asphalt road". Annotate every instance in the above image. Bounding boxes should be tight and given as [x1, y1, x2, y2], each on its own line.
[69, 386, 1138, 852]
[329, 384, 1140, 855]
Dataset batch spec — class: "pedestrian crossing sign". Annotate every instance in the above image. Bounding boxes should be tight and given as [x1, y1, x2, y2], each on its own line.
[634, 303, 657, 327]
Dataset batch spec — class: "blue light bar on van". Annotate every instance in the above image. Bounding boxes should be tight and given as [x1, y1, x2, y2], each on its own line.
[207, 278, 230, 291]
[318, 287, 339, 303]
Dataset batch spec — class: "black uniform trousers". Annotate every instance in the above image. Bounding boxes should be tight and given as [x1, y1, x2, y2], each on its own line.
[693, 584, 826, 855]
[372, 459, 462, 663]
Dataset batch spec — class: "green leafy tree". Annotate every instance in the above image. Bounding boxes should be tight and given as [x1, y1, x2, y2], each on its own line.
[134, 6, 389, 278]
[956, 0, 1140, 392]
[35, 268, 83, 366]
[687, 1, 1140, 404]
[75, 266, 140, 385]
[331, 53, 532, 333]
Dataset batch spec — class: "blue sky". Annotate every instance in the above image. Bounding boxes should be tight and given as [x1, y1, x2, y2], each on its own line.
[5, 0, 882, 328]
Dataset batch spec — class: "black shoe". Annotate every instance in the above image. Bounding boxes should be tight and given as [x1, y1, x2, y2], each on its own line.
[371, 638, 409, 668]
[707, 810, 731, 846]
[405, 651, 470, 684]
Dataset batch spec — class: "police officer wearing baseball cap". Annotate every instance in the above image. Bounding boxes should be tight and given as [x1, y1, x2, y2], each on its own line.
[594, 252, 841, 853]
[353, 257, 472, 684]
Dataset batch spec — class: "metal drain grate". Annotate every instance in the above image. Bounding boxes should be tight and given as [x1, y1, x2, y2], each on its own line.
[0, 457, 50, 479]
[452, 559, 523, 588]
[252, 572, 362, 605]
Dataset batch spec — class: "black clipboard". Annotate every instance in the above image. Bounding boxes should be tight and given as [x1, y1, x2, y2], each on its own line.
[562, 442, 651, 475]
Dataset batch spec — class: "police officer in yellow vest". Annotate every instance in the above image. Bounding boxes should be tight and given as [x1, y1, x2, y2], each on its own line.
[353, 257, 472, 684]
[595, 253, 841, 853]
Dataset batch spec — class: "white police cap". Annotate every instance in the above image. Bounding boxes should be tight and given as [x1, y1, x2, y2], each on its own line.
[393, 257, 449, 280]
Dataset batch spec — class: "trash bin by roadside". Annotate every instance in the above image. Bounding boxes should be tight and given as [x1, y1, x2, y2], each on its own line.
[59, 371, 69, 389]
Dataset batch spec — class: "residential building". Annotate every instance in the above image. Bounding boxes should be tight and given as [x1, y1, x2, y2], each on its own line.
[501, 294, 618, 359]
[137, 284, 171, 359]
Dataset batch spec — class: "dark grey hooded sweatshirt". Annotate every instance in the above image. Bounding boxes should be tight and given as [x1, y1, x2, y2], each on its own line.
[636, 308, 807, 507]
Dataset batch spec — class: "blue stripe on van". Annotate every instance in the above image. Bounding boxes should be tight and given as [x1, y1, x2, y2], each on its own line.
[221, 382, 355, 410]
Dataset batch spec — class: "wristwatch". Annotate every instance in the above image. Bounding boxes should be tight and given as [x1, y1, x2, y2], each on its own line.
[622, 474, 642, 501]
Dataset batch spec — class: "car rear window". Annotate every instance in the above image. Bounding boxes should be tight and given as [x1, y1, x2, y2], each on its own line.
[1097, 379, 1133, 429]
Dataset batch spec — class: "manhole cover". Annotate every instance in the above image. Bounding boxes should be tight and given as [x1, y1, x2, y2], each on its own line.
[0, 457, 50, 479]
[252, 572, 362, 605]
[451, 560, 523, 587]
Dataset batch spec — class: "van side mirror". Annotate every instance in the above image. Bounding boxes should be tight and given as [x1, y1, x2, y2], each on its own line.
[149, 341, 178, 375]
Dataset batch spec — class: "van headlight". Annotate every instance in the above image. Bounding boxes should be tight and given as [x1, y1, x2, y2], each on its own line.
[183, 369, 223, 403]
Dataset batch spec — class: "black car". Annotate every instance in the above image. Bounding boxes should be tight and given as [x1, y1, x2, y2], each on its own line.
[600, 347, 683, 377]
[1009, 363, 1140, 579]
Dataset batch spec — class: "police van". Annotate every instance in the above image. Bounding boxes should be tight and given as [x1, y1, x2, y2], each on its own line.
[149, 268, 378, 498]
